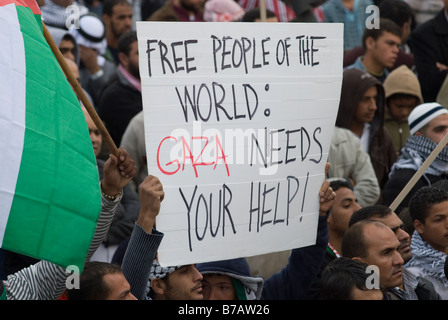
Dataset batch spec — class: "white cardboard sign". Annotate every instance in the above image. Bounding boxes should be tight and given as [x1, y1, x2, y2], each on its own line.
[136, 21, 343, 267]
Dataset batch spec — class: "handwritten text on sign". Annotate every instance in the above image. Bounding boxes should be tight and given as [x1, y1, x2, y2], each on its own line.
[137, 22, 343, 266]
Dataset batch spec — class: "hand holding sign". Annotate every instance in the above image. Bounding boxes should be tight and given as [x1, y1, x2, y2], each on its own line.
[318, 162, 336, 216]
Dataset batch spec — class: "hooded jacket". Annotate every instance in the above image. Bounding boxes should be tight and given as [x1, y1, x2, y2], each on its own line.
[336, 68, 397, 193]
[383, 65, 423, 156]
[196, 258, 264, 300]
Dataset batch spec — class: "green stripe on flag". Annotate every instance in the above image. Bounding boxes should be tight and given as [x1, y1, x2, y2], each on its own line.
[2, 4, 101, 270]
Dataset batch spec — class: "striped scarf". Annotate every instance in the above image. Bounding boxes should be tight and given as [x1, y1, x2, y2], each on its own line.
[406, 230, 448, 289]
[389, 135, 448, 180]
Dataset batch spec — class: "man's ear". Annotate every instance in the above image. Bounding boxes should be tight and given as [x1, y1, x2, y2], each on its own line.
[365, 36, 375, 51]
[415, 131, 423, 137]
[414, 219, 425, 234]
[102, 14, 110, 26]
[151, 278, 166, 295]
[352, 257, 363, 263]
[118, 52, 128, 67]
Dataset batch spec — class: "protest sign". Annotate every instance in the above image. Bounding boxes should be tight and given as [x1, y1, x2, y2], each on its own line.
[137, 21, 343, 266]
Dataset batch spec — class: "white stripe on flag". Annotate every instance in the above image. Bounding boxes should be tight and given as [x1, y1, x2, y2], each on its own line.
[0, 3, 26, 245]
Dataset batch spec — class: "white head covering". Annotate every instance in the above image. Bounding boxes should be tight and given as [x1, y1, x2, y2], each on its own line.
[408, 102, 448, 135]
[69, 13, 107, 66]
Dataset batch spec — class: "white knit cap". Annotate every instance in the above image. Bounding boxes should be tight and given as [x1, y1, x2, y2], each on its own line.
[408, 102, 448, 135]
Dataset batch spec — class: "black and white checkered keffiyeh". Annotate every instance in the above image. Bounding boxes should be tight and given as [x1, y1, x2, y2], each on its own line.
[146, 259, 183, 299]
[406, 230, 448, 288]
[149, 259, 182, 280]
[389, 135, 448, 179]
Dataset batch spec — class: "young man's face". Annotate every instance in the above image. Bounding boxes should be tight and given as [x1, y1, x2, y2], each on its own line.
[415, 200, 448, 253]
[103, 272, 137, 300]
[355, 85, 378, 124]
[417, 114, 448, 145]
[59, 39, 76, 62]
[327, 187, 361, 236]
[369, 31, 400, 69]
[202, 274, 237, 300]
[155, 265, 204, 300]
[387, 95, 419, 123]
[357, 223, 404, 289]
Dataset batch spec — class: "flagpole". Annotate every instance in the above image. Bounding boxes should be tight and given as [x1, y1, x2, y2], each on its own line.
[259, 0, 267, 22]
[42, 22, 120, 159]
[389, 131, 448, 212]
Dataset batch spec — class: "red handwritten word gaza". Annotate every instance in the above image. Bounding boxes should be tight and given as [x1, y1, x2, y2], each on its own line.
[157, 135, 230, 177]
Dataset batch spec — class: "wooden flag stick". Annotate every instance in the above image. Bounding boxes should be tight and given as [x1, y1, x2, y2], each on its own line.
[259, 0, 267, 21]
[42, 22, 120, 159]
[389, 131, 448, 212]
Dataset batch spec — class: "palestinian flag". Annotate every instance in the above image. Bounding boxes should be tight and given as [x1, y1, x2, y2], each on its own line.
[0, 0, 101, 271]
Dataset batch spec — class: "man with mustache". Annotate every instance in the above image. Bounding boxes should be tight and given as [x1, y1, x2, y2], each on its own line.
[335, 68, 396, 199]
[341, 220, 405, 298]
[348, 205, 440, 300]
[147, 262, 205, 300]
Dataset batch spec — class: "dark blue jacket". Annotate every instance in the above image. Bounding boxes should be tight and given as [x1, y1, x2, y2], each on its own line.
[261, 214, 329, 300]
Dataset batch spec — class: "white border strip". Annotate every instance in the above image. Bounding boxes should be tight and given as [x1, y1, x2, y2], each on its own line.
[0, 3, 26, 245]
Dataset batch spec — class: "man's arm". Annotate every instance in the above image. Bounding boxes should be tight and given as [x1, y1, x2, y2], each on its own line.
[121, 175, 165, 300]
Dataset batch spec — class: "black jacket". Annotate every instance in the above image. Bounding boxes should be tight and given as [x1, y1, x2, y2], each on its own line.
[409, 9, 448, 102]
[97, 69, 142, 146]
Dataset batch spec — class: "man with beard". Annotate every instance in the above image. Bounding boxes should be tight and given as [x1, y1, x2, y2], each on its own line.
[103, 0, 133, 65]
[147, 0, 206, 21]
[347, 205, 441, 300]
[98, 31, 141, 146]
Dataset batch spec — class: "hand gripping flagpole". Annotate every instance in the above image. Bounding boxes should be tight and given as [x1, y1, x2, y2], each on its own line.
[388, 131, 448, 212]
[42, 22, 120, 159]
